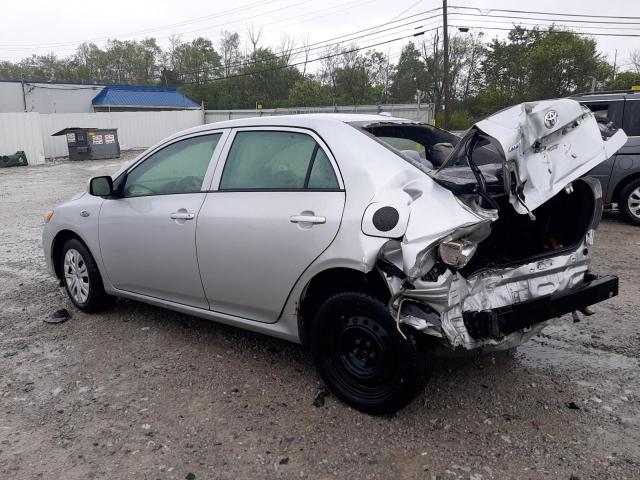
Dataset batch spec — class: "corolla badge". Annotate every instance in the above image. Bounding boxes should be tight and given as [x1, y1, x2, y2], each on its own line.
[544, 110, 558, 129]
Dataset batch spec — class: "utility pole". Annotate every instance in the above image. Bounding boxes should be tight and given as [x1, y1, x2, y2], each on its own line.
[442, 0, 450, 129]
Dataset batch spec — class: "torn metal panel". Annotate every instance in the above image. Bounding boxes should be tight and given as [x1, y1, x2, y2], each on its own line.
[450, 99, 628, 214]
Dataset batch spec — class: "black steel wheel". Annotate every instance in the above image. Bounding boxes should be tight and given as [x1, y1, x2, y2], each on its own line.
[310, 292, 431, 415]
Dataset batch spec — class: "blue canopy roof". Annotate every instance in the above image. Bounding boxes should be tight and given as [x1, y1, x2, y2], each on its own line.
[92, 85, 199, 109]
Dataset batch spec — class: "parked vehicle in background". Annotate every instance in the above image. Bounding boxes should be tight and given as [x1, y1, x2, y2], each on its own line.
[572, 89, 640, 224]
[42, 100, 626, 414]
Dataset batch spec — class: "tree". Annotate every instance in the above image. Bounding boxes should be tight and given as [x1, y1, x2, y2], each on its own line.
[604, 71, 640, 90]
[629, 49, 640, 73]
[527, 28, 611, 98]
[390, 42, 424, 103]
[173, 37, 222, 85]
[288, 78, 333, 106]
[219, 30, 242, 77]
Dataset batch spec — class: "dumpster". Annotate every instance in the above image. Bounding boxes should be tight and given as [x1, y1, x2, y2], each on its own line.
[0, 151, 28, 168]
[52, 127, 120, 161]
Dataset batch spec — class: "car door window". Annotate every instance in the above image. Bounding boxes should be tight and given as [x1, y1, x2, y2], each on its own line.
[583, 101, 624, 127]
[124, 134, 221, 197]
[623, 100, 640, 136]
[307, 148, 339, 188]
[219, 130, 338, 190]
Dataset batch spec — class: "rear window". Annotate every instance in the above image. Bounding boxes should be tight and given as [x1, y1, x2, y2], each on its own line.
[350, 122, 460, 171]
[623, 100, 640, 136]
[582, 100, 624, 127]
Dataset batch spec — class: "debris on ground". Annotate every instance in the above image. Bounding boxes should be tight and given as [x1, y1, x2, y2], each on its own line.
[44, 308, 71, 324]
[313, 387, 329, 407]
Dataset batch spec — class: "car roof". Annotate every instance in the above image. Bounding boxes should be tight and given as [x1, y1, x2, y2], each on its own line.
[173, 113, 419, 138]
[571, 90, 640, 102]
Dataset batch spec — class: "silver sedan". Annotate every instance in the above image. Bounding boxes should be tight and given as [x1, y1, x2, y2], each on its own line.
[43, 104, 625, 414]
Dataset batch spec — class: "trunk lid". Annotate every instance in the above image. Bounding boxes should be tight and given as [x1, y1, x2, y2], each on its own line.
[441, 98, 627, 214]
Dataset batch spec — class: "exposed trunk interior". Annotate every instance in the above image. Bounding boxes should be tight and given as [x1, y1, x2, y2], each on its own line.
[461, 179, 596, 275]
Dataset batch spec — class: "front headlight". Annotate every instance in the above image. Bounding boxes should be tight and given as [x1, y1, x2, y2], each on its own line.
[44, 210, 54, 223]
[438, 239, 477, 268]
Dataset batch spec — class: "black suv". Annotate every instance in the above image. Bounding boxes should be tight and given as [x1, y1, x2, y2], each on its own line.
[571, 90, 640, 224]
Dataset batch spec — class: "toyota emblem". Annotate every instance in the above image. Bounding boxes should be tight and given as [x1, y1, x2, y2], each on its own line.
[544, 110, 558, 129]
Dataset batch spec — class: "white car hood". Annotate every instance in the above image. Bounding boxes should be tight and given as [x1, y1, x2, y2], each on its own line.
[465, 98, 627, 214]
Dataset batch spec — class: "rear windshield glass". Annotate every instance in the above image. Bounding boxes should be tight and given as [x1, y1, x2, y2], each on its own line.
[350, 121, 502, 174]
[349, 121, 461, 173]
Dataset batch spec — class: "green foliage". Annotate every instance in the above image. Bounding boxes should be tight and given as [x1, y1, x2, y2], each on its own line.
[604, 71, 640, 90]
[288, 78, 333, 107]
[0, 26, 626, 120]
[389, 42, 424, 103]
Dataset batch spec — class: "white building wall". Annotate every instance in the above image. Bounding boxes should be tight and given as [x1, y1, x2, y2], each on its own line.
[0, 83, 26, 112]
[0, 81, 104, 113]
[25, 83, 103, 113]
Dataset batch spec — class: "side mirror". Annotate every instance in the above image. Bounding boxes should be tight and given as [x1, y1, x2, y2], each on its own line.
[89, 176, 114, 196]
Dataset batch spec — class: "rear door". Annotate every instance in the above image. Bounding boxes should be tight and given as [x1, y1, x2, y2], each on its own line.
[581, 99, 626, 198]
[196, 127, 345, 323]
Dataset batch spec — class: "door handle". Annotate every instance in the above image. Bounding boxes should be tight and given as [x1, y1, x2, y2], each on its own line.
[289, 214, 326, 224]
[170, 211, 195, 220]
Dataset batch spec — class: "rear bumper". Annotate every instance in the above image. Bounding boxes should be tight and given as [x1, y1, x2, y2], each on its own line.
[463, 274, 618, 339]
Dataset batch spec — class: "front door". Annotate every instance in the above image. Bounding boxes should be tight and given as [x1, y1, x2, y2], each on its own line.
[99, 132, 225, 308]
[196, 128, 345, 323]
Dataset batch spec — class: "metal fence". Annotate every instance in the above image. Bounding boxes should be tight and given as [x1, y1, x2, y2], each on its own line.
[204, 103, 435, 124]
[40, 110, 203, 158]
[0, 110, 203, 164]
[1, 103, 434, 166]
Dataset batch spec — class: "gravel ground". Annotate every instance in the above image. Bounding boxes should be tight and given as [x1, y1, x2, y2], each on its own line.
[0, 155, 639, 480]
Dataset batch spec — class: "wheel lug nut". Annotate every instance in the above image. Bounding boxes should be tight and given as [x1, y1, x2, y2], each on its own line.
[369, 353, 376, 359]
[355, 339, 361, 345]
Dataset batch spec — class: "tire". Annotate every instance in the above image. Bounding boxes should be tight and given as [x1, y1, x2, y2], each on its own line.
[310, 292, 431, 415]
[619, 179, 640, 226]
[60, 238, 113, 311]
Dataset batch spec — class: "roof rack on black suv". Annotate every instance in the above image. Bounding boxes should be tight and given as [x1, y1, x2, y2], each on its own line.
[571, 89, 640, 225]
[571, 89, 640, 97]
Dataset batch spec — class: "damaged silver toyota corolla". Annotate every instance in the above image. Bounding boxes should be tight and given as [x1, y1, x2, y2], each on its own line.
[43, 99, 626, 415]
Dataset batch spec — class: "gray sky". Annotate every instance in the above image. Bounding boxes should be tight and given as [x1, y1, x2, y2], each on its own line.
[2, 0, 639, 70]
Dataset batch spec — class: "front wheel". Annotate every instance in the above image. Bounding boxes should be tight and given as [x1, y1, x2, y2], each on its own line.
[61, 238, 113, 311]
[619, 179, 640, 226]
[310, 292, 431, 415]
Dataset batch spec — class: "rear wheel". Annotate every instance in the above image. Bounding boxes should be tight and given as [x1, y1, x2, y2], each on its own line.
[61, 238, 113, 311]
[310, 292, 431, 415]
[619, 179, 640, 226]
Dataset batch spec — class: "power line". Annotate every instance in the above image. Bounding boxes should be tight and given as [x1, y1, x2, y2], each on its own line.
[175, 26, 435, 84]
[449, 11, 640, 26]
[175, 18, 441, 78]
[0, 0, 281, 48]
[207, 12, 442, 73]
[3, 9, 440, 73]
[450, 5, 640, 21]
[0, 0, 363, 56]
[449, 24, 640, 38]
[448, 14, 640, 31]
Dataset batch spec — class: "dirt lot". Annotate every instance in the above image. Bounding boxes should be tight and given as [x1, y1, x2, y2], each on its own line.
[1, 155, 639, 480]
